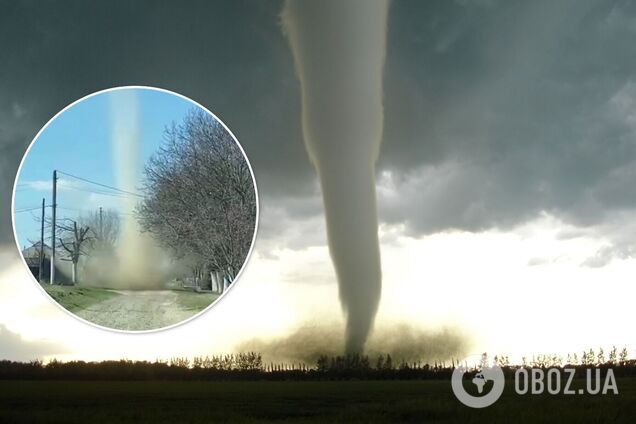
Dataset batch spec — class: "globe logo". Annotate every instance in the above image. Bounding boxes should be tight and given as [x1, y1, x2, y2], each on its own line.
[451, 354, 505, 408]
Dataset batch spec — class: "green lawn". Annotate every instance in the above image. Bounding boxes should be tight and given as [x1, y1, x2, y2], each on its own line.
[174, 290, 220, 311]
[40, 284, 120, 313]
[0, 378, 634, 423]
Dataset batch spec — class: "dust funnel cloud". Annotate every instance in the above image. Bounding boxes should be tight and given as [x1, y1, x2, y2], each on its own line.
[105, 90, 172, 288]
[282, 0, 389, 353]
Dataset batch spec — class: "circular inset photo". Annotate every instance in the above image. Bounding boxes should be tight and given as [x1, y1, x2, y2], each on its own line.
[12, 86, 258, 332]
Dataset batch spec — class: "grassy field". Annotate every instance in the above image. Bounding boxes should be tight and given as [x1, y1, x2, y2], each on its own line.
[0, 378, 634, 423]
[40, 284, 120, 313]
[174, 290, 220, 311]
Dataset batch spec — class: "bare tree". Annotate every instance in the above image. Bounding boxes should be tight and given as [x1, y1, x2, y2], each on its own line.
[80, 209, 120, 253]
[137, 109, 256, 289]
[57, 218, 93, 284]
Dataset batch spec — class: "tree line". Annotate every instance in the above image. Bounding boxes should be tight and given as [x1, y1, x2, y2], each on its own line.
[2, 349, 636, 381]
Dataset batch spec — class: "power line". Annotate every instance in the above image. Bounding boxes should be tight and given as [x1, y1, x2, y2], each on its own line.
[62, 185, 137, 199]
[15, 204, 47, 210]
[15, 204, 135, 216]
[56, 170, 144, 198]
[15, 206, 46, 213]
[57, 206, 136, 216]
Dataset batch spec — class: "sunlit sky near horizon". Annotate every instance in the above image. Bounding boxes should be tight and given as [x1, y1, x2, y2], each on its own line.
[2, 206, 636, 364]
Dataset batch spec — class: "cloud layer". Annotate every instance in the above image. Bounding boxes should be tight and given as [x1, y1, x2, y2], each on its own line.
[1, 0, 635, 266]
[0, 324, 66, 361]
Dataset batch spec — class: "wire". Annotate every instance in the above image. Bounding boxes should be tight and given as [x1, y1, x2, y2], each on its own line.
[62, 185, 137, 199]
[15, 207, 44, 213]
[15, 204, 47, 210]
[57, 206, 136, 217]
[57, 170, 144, 198]
[56, 207, 84, 213]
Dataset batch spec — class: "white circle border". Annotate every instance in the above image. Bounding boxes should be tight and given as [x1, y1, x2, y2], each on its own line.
[10, 85, 260, 335]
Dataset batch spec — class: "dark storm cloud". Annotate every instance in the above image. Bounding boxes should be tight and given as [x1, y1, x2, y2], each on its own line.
[0, 0, 309, 242]
[0, 324, 66, 360]
[375, 0, 636, 265]
[2, 0, 636, 263]
[379, 0, 636, 232]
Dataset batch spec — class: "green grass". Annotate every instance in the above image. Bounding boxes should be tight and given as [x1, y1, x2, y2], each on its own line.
[0, 378, 634, 423]
[40, 284, 120, 313]
[174, 290, 219, 311]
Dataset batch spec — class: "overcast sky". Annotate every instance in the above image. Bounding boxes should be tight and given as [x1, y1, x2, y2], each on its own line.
[1, 0, 636, 362]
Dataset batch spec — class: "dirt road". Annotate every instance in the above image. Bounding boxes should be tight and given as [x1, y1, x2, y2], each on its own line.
[75, 290, 210, 331]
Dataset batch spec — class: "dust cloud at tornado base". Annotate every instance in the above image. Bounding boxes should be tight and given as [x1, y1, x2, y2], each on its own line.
[239, 323, 470, 365]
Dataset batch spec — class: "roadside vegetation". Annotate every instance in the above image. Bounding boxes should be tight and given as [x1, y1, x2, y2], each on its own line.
[174, 290, 219, 312]
[40, 284, 120, 313]
[137, 109, 256, 290]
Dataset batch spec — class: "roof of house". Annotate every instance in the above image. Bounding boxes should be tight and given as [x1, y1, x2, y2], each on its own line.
[21, 242, 52, 260]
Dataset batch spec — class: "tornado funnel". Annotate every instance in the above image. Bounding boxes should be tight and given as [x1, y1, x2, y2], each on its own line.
[283, 0, 389, 353]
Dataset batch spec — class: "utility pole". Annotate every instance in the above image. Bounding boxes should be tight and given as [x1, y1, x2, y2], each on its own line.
[50, 170, 57, 285]
[38, 198, 45, 283]
[99, 206, 103, 239]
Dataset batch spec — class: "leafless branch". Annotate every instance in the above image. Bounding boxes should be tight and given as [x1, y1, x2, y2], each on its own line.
[136, 108, 256, 283]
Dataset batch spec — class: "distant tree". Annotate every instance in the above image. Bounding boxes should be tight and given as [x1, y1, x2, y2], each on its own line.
[316, 355, 329, 373]
[137, 109, 256, 287]
[609, 346, 617, 365]
[479, 352, 489, 369]
[57, 218, 93, 284]
[619, 347, 628, 365]
[383, 354, 393, 370]
[235, 352, 263, 371]
[360, 355, 370, 370]
[494, 355, 510, 368]
[80, 209, 120, 252]
[582, 349, 595, 366]
[597, 348, 605, 365]
[169, 357, 190, 368]
[530, 355, 539, 368]
[375, 355, 384, 370]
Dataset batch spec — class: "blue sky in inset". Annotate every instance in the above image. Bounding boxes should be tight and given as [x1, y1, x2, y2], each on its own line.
[13, 88, 194, 249]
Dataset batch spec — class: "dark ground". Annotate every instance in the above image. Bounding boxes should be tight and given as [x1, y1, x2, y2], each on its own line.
[0, 378, 634, 423]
